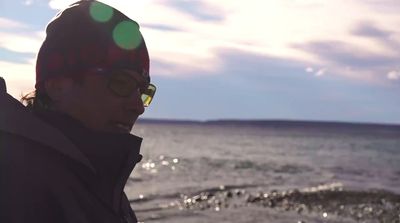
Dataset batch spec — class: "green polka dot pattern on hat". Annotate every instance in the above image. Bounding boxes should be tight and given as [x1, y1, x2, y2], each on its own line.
[89, 1, 114, 23]
[113, 21, 143, 50]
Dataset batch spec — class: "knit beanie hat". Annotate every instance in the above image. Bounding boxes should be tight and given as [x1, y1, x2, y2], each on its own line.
[35, 0, 149, 90]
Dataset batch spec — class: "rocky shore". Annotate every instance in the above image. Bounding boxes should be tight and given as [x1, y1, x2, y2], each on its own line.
[167, 183, 400, 223]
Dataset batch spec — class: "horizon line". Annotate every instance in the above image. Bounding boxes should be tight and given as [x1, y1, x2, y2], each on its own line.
[138, 117, 400, 128]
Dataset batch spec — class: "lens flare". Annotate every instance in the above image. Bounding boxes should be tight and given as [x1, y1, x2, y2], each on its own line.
[113, 21, 142, 50]
[89, 2, 114, 23]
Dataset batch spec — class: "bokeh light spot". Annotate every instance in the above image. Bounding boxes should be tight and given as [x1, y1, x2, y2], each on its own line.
[113, 21, 142, 50]
[89, 2, 114, 23]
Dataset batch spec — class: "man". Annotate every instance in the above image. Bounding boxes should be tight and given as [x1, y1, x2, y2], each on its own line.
[0, 0, 156, 222]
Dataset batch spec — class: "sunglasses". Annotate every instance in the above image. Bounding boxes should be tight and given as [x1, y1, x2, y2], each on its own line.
[91, 68, 156, 107]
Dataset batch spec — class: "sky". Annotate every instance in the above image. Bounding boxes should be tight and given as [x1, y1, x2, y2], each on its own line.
[0, 0, 399, 124]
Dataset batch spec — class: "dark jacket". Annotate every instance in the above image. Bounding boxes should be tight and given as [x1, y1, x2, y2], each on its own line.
[0, 79, 143, 223]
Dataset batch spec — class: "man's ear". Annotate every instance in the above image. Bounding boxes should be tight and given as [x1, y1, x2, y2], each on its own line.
[44, 77, 74, 101]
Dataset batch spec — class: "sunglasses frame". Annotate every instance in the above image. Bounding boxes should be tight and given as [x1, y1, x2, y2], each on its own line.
[89, 68, 156, 107]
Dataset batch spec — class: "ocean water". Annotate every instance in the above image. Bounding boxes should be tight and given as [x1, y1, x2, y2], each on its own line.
[127, 121, 400, 223]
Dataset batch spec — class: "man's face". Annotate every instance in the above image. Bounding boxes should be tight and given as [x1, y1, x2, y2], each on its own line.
[59, 69, 148, 134]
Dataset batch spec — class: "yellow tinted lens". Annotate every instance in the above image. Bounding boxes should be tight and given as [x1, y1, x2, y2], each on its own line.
[141, 84, 156, 107]
[142, 95, 152, 107]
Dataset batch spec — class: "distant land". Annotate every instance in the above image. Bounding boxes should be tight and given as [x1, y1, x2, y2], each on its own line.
[137, 118, 400, 131]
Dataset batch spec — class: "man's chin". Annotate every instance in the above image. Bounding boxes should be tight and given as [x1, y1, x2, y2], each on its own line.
[106, 122, 132, 134]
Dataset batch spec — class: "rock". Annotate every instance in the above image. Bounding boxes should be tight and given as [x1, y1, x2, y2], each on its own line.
[225, 191, 233, 198]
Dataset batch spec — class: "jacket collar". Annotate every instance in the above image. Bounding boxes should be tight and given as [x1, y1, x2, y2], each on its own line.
[0, 91, 143, 213]
[0, 82, 142, 212]
[0, 92, 96, 172]
[34, 110, 143, 212]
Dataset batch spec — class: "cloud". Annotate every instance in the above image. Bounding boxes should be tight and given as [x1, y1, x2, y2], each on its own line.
[0, 47, 35, 63]
[305, 67, 327, 77]
[135, 0, 400, 83]
[293, 40, 400, 82]
[0, 17, 44, 55]
[295, 41, 397, 68]
[0, 17, 29, 29]
[12, 0, 400, 84]
[0, 60, 36, 98]
[48, 0, 75, 10]
[0, 31, 43, 54]
[352, 21, 392, 39]
[141, 23, 182, 32]
[351, 21, 400, 53]
[387, 71, 400, 80]
[0, 17, 42, 98]
[192, 47, 317, 90]
[23, 0, 34, 6]
[363, 0, 400, 13]
[48, 0, 151, 17]
[147, 48, 400, 123]
[158, 0, 225, 22]
[315, 68, 327, 77]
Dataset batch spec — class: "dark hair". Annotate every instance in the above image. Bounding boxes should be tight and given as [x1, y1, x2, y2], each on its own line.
[20, 88, 54, 112]
[0, 77, 6, 93]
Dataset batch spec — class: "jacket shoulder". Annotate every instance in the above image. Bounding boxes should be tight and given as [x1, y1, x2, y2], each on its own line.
[0, 130, 82, 184]
[0, 131, 85, 223]
[0, 91, 95, 172]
